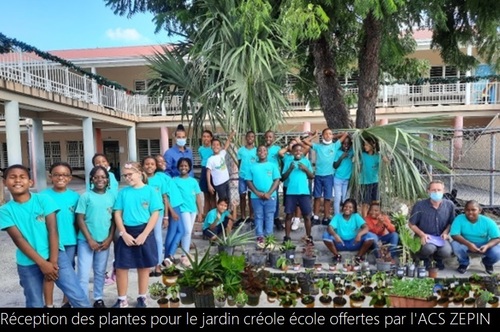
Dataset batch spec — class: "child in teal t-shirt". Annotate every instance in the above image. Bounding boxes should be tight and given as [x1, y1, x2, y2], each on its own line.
[41, 161, 80, 308]
[76, 166, 116, 308]
[202, 198, 237, 241]
[0, 164, 90, 308]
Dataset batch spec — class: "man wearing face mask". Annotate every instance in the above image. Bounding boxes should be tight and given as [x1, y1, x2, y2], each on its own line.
[164, 124, 194, 178]
[409, 180, 455, 270]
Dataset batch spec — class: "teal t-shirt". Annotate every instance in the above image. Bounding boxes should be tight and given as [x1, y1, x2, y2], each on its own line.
[41, 188, 79, 246]
[246, 161, 281, 199]
[202, 208, 230, 230]
[312, 141, 340, 176]
[198, 145, 213, 167]
[160, 172, 183, 208]
[329, 212, 366, 241]
[282, 157, 313, 195]
[237, 146, 257, 179]
[360, 152, 380, 185]
[450, 214, 500, 245]
[173, 177, 202, 213]
[113, 185, 163, 226]
[0, 193, 60, 266]
[281, 153, 294, 187]
[267, 145, 281, 168]
[76, 190, 116, 242]
[147, 172, 168, 218]
[333, 148, 354, 180]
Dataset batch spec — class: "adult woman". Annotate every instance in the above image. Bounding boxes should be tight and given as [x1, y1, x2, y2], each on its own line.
[163, 124, 194, 178]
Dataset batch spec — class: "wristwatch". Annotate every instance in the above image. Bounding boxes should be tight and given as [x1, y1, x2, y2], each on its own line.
[119, 231, 124, 237]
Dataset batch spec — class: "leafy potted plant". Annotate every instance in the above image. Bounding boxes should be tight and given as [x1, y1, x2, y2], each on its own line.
[476, 289, 494, 308]
[149, 281, 166, 301]
[316, 277, 334, 306]
[369, 288, 390, 308]
[374, 241, 395, 272]
[240, 264, 270, 306]
[276, 256, 291, 271]
[161, 264, 181, 286]
[213, 284, 227, 308]
[167, 284, 180, 308]
[280, 239, 297, 261]
[349, 289, 366, 308]
[279, 292, 297, 308]
[301, 294, 316, 308]
[235, 289, 248, 308]
[301, 242, 317, 268]
[219, 252, 245, 306]
[392, 212, 421, 266]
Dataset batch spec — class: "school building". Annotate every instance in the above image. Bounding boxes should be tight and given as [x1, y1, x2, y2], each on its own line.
[0, 29, 499, 193]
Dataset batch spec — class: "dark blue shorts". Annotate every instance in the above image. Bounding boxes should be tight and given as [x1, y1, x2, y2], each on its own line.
[313, 175, 334, 199]
[114, 224, 157, 269]
[199, 167, 214, 193]
[361, 183, 379, 204]
[284, 194, 312, 216]
[202, 217, 230, 239]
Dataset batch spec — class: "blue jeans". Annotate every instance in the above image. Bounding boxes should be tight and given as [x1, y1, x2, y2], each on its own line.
[153, 212, 164, 265]
[252, 198, 277, 238]
[451, 241, 500, 266]
[378, 232, 400, 258]
[164, 206, 185, 258]
[77, 239, 110, 301]
[323, 231, 378, 252]
[18, 250, 90, 308]
[333, 177, 349, 215]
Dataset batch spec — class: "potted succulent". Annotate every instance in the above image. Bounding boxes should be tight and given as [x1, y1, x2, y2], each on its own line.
[280, 239, 297, 261]
[215, 220, 255, 255]
[149, 281, 166, 301]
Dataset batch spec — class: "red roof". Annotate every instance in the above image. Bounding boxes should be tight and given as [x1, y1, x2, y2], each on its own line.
[49, 44, 174, 60]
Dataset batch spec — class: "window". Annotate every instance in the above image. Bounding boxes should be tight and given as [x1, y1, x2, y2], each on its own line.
[44, 141, 61, 170]
[1, 142, 7, 169]
[66, 141, 84, 169]
[138, 139, 161, 161]
[134, 79, 152, 93]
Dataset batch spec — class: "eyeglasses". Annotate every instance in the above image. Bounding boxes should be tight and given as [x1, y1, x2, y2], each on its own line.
[51, 173, 71, 178]
[122, 172, 135, 178]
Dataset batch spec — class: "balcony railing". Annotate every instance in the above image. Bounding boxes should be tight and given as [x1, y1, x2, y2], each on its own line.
[1, 48, 499, 118]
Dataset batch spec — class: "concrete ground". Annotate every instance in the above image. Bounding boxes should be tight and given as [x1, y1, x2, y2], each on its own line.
[0, 177, 497, 308]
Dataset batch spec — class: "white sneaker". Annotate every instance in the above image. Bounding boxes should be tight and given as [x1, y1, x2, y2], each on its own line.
[291, 217, 301, 231]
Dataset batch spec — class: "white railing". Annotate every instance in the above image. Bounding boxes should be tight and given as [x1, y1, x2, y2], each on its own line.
[1, 48, 499, 117]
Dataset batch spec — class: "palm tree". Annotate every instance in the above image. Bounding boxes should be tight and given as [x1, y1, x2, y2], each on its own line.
[145, 0, 292, 145]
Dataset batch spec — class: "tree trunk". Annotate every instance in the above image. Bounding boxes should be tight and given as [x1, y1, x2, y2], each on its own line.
[356, 12, 382, 129]
[312, 35, 352, 129]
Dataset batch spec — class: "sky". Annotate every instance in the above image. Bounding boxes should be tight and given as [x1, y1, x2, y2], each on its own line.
[0, 0, 178, 51]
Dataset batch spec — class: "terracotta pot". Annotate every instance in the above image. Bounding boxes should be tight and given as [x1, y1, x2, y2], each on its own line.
[157, 298, 169, 308]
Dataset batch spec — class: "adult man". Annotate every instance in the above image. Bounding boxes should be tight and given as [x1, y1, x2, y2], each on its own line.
[409, 180, 455, 270]
[450, 200, 500, 275]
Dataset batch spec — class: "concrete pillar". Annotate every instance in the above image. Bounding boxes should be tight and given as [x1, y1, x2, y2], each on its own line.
[5, 101, 22, 165]
[303, 121, 311, 134]
[82, 117, 95, 188]
[453, 115, 463, 164]
[160, 127, 169, 154]
[31, 118, 47, 192]
[127, 126, 137, 161]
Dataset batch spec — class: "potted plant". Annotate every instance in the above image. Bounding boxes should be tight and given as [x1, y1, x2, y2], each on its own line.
[296, 269, 316, 295]
[215, 220, 255, 255]
[349, 289, 366, 308]
[161, 264, 181, 286]
[279, 292, 297, 308]
[369, 288, 390, 308]
[219, 252, 245, 306]
[240, 264, 270, 306]
[149, 281, 166, 301]
[301, 294, 316, 308]
[427, 260, 438, 278]
[235, 289, 248, 308]
[180, 248, 222, 308]
[476, 289, 494, 308]
[167, 284, 180, 308]
[388, 277, 436, 307]
[392, 212, 421, 266]
[213, 284, 227, 308]
[280, 239, 297, 261]
[371, 271, 387, 290]
[276, 256, 291, 271]
[373, 241, 394, 272]
[301, 242, 317, 268]
[316, 277, 334, 306]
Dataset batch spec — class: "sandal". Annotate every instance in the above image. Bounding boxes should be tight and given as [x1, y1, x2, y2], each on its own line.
[162, 258, 173, 268]
[180, 256, 191, 267]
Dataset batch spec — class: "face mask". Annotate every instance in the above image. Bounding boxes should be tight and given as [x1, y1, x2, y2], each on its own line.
[322, 139, 332, 145]
[177, 138, 187, 147]
[430, 192, 443, 202]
